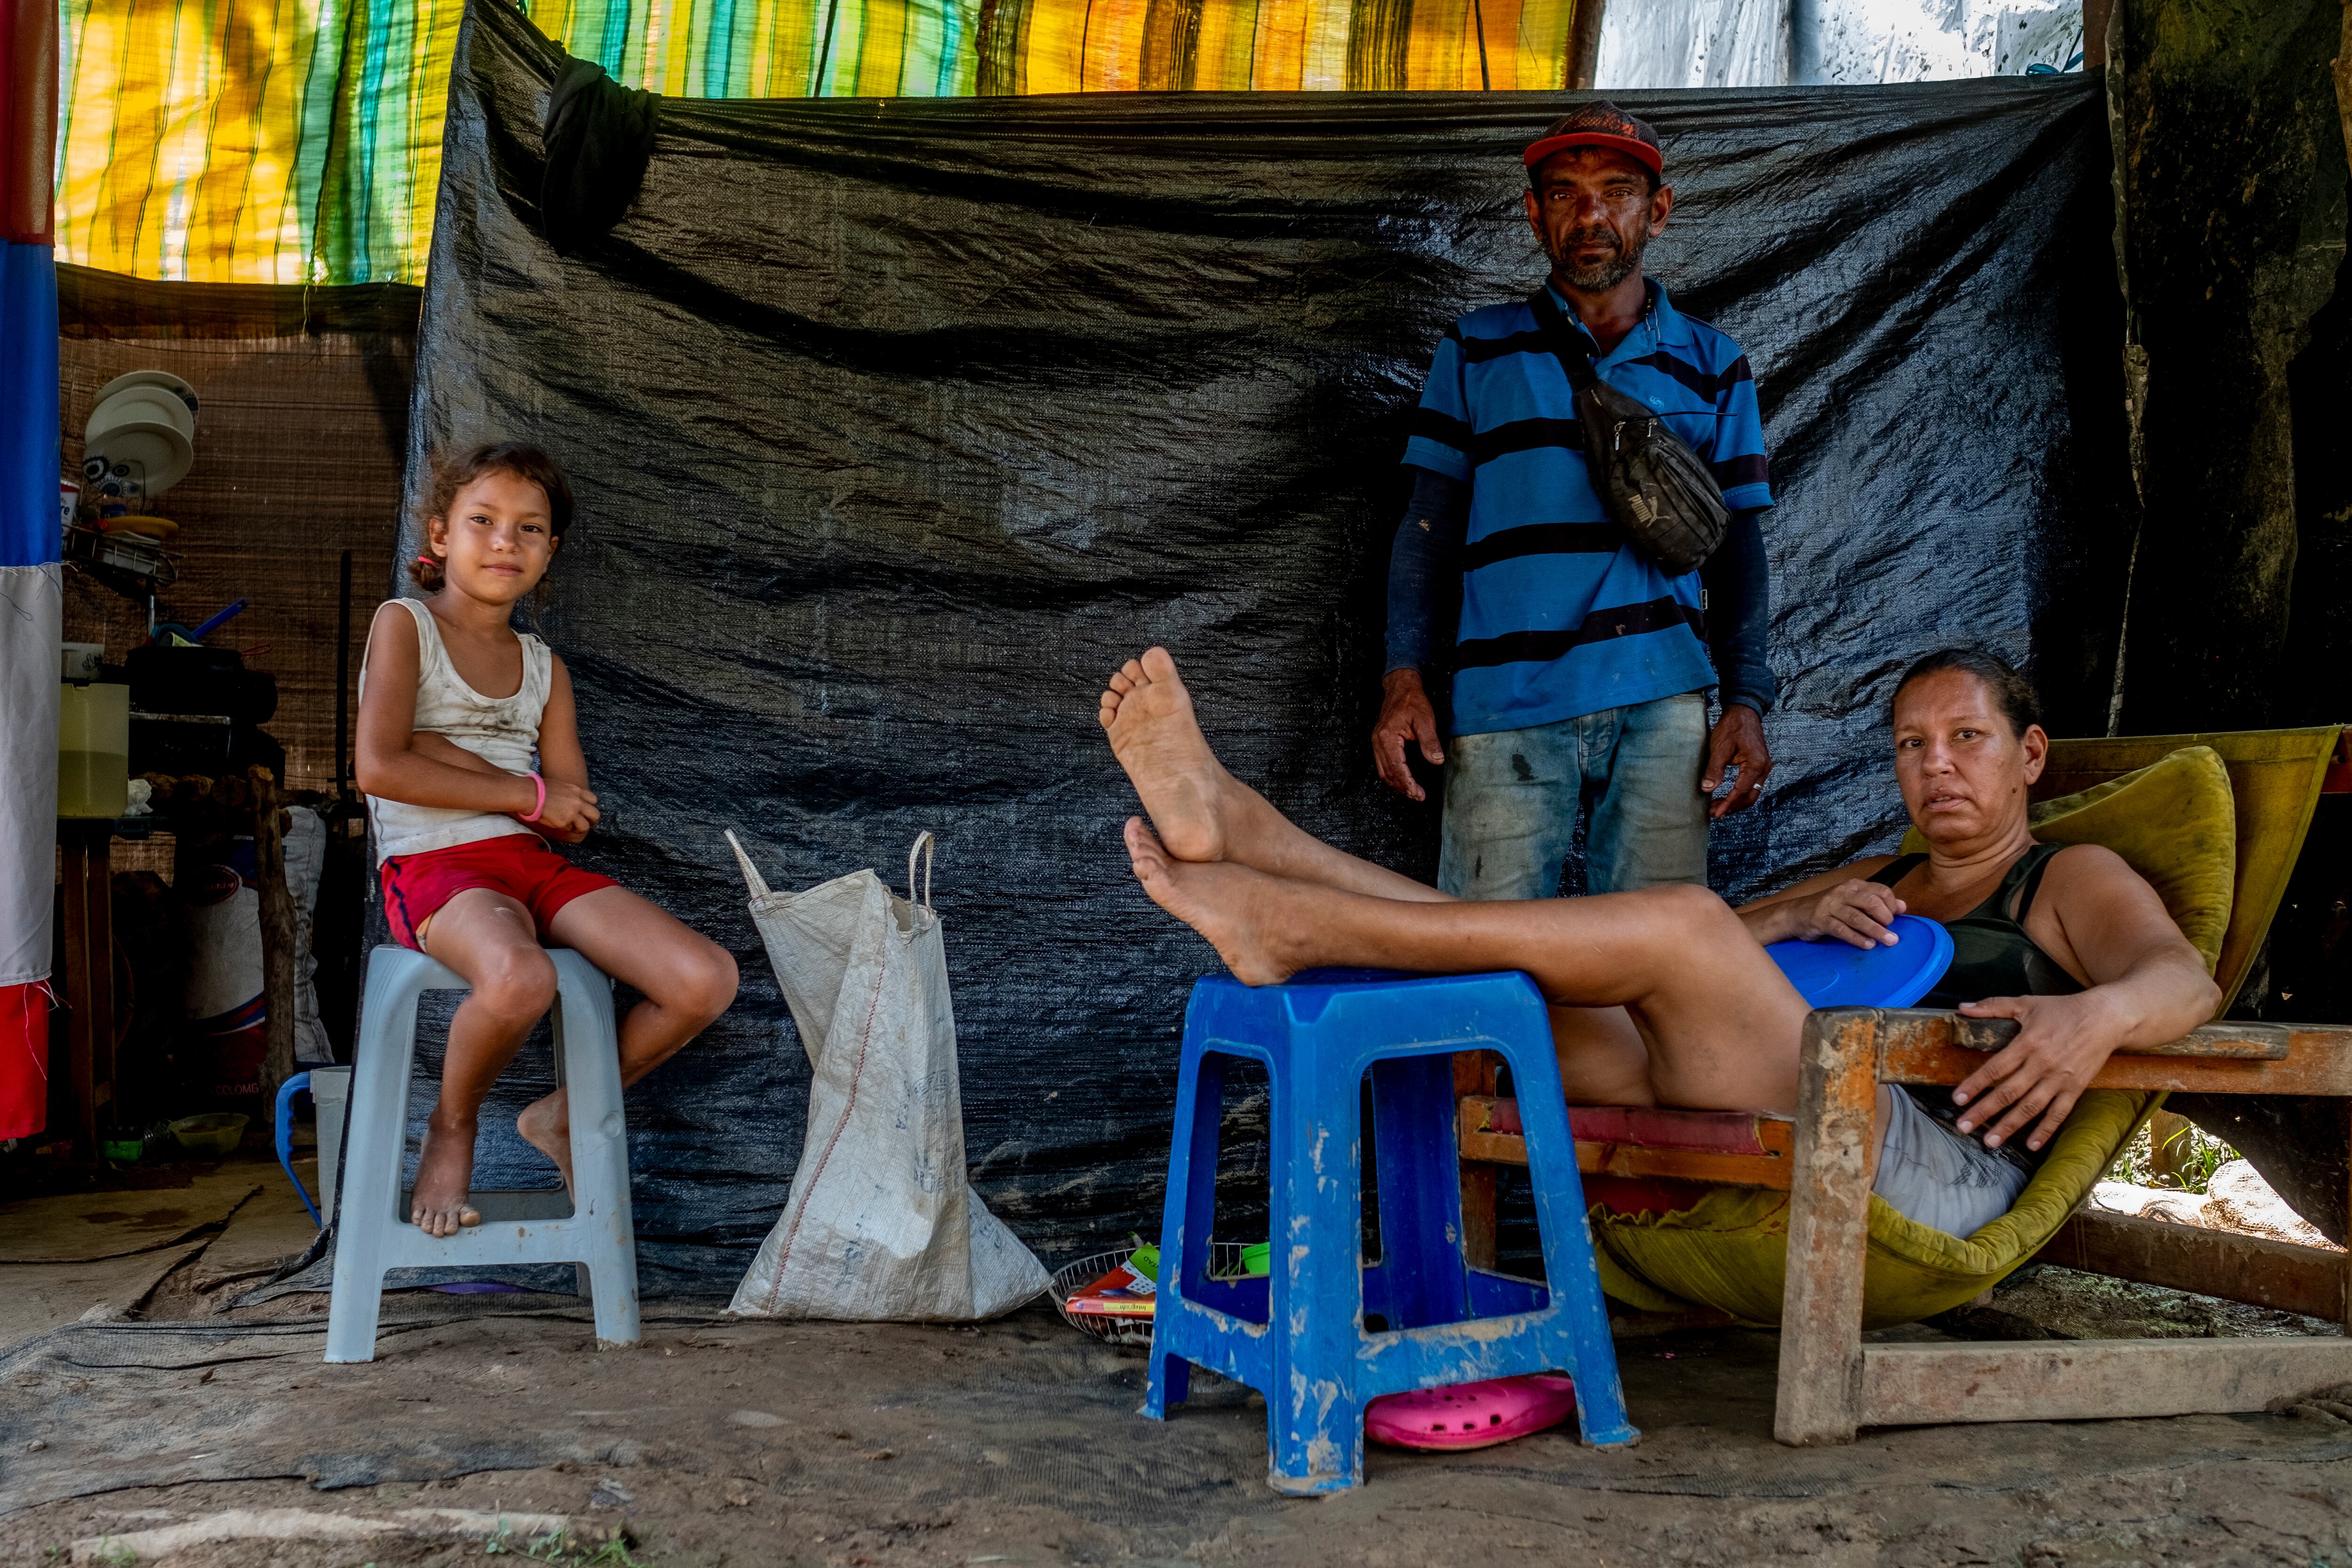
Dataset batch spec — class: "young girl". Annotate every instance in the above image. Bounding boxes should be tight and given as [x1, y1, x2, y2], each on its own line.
[355, 442, 738, 1237]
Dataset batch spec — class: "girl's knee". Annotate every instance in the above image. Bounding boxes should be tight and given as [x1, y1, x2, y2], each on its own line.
[665, 940, 737, 1023]
[474, 944, 559, 1019]
[699, 944, 740, 1017]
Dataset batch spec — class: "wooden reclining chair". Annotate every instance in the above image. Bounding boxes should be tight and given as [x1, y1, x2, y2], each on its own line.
[1455, 725, 2352, 1445]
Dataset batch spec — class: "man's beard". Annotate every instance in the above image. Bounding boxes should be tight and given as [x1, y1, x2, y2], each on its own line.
[1548, 217, 1650, 291]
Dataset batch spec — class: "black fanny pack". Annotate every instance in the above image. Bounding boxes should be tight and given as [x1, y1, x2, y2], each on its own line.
[1527, 288, 1730, 576]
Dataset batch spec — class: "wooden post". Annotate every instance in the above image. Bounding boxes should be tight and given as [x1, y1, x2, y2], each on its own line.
[1860, 1338, 2352, 1425]
[58, 827, 92, 1147]
[56, 822, 116, 1152]
[89, 837, 114, 1136]
[1454, 1050, 1499, 1270]
[2081, 0, 2112, 68]
[251, 766, 298, 1104]
[59, 830, 94, 1150]
[1774, 1008, 1882, 1446]
[1565, 0, 1607, 88]
[2146, 1107, 2191, 1184]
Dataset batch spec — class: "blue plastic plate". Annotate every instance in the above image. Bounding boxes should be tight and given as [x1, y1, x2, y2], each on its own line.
[1766, 913, 1954, 1010]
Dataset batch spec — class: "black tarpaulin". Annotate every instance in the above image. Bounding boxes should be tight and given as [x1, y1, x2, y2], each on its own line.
[396, 0, 2135, 1292]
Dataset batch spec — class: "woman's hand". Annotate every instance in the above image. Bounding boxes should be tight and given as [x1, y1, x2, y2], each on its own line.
[1805, 880, 1907, 947]
[1948, 990, 2125, 1154]
[1747, 879, 1906, 948]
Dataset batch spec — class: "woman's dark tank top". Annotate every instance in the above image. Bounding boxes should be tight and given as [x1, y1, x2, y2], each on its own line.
[1869, 842, 2083, 1173]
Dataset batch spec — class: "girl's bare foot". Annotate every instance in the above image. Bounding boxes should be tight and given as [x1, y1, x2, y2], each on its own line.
[1125, 818, 1300, 986]
[517, 1090, 575, 1199]
[1099, 648, 1238, 864]
[411, 1114, 484, 1237]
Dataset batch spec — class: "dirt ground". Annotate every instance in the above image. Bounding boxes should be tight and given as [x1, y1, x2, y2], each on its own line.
[9, 1154, 2352, 1567]
[8, 1282, 2352, 1568]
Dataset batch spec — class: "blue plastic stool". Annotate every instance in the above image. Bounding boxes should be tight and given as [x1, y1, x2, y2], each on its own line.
[1144, 969, 1638, 1493]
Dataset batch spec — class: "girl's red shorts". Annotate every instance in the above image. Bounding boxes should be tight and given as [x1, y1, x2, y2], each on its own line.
[380, 832, 617, 950]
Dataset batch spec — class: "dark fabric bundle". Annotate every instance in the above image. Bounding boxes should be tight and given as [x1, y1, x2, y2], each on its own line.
[397, 0, 2135, 1291]
[538, 58, 656, 256]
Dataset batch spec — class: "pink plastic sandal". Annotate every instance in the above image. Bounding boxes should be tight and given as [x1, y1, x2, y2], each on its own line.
[1364, 1373, 1578, 1451]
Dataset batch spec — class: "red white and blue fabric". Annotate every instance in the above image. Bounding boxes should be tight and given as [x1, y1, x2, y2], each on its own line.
[1, 0, 60, 1139]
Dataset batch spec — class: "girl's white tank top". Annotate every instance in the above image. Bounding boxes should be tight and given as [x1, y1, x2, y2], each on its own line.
[359, 596, 553, 862]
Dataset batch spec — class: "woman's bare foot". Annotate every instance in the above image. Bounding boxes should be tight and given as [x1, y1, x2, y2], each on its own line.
[1125, 818, 1302, 986]
[517, 1090, 574, 1199]
[411, 1114, 483, 1237]
[1099, 648, 1240, 864]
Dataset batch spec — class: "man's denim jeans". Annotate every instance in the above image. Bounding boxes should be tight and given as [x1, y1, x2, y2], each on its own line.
[1437, 692, 1710, 899]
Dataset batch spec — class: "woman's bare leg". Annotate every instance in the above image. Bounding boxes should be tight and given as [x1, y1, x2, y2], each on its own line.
[1122, 819, 1806, 1111]
[533, 886, 738, 1193]
[1105, 648, 1685, 1100]
[1103, 649, 1900, 1161]
[1550, 1005, 1660, 1106]
[1100, 649, 1450, 903]
[414, 891, 559, 1236]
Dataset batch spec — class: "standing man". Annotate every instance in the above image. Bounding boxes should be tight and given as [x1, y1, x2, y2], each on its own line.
[1373, 103, 1777, 899]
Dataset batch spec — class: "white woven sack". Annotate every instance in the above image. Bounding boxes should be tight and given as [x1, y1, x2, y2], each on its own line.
[723, 831, 1049, 1321]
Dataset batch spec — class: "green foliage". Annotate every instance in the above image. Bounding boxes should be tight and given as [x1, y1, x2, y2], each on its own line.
[2111, 1119, 2238, 1194]
[482, 1521, 646, 1566]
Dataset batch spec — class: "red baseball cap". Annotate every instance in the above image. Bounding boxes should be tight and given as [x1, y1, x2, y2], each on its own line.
[1523, 103, 1665, 181]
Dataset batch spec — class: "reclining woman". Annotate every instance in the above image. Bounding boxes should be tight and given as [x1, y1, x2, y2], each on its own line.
[1100, 645, 2220, 1237]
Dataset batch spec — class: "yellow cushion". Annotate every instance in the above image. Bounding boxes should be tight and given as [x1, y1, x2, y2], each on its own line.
[1899, 743, 2233, 974]
[1590, 1090, 2153, 1327]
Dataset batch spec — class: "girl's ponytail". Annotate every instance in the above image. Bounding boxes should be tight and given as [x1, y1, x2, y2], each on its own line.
[409, 551, 446, 591]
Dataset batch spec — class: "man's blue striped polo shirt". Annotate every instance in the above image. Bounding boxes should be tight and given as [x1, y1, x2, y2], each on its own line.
[1403, 279, 1773, 739]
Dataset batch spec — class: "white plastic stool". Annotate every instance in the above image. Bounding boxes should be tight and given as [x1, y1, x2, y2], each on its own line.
[326, 944, 640, 1362]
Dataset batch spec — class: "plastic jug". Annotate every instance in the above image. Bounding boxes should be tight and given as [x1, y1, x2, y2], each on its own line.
[58, 681, 130, 818]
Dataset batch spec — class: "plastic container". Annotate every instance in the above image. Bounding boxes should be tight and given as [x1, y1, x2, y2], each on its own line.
[1765, 913, 1955, 1010]
[169, 1112, 249, 1158]
[1050, 1240, 1268, 1348]
[57, 681, 129, 818]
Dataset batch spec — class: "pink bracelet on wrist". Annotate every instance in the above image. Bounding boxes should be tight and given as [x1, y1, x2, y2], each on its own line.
[520, 771, 547, 823]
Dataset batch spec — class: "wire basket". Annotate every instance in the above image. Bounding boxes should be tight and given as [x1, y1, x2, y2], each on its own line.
[1049, 1241, 1262, 1349]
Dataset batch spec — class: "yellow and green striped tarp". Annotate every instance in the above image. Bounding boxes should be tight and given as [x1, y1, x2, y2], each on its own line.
[56, 0, 1578, 287]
